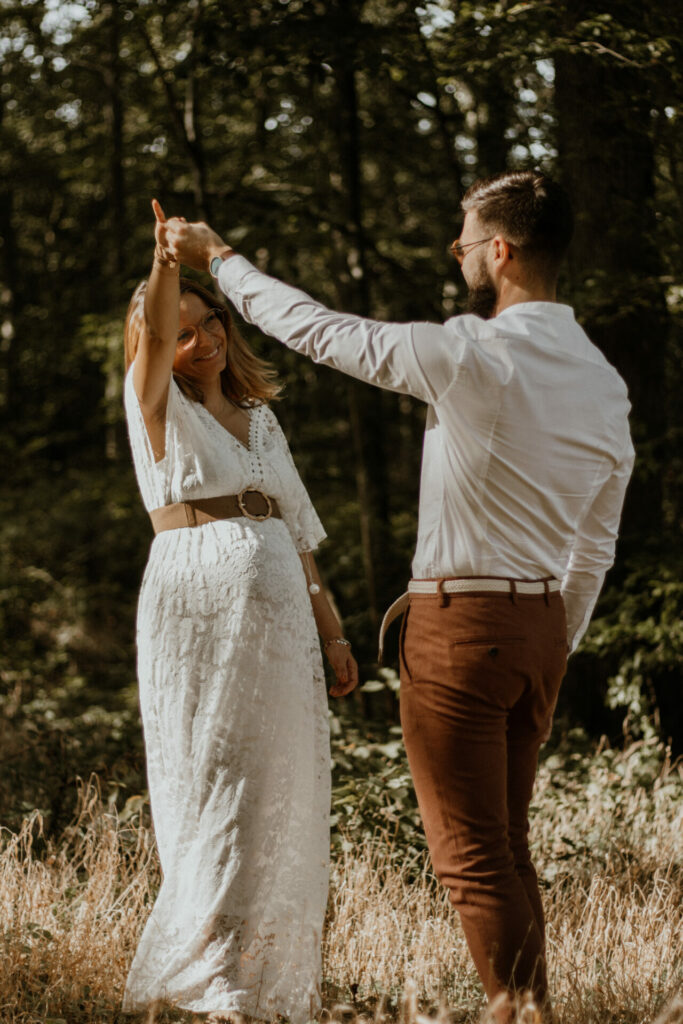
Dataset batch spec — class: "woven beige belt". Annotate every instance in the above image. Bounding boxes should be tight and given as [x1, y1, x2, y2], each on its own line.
[378, 577, 561, 663]
[409, 578, 560, 597]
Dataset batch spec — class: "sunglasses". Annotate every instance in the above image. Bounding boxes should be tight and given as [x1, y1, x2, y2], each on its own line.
[449, 237, 495, 265]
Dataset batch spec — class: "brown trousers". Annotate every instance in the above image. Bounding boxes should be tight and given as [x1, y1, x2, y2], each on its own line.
[399, 589, 567, 1004]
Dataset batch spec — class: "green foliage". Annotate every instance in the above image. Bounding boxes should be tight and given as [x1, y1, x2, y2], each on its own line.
[329, 677, 683, 871]
[531, 729, 683, 890]
[581, 558, 683, 744]
[1, 0, 682, 829]
[330, 668, 424, 858]
[0, 468, 148, 832]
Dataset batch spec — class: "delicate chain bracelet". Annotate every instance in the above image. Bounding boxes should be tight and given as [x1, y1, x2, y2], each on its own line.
[154, 244, 179, 270]
[324, 638, 352, 650]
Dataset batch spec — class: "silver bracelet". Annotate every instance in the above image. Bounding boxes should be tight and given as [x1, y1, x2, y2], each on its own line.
[323, 638, 352, 650]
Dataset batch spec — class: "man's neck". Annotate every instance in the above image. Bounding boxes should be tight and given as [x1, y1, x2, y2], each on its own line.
[493, 279, 557, 316]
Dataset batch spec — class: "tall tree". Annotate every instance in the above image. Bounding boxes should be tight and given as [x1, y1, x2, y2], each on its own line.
[553, 1, 681, 538]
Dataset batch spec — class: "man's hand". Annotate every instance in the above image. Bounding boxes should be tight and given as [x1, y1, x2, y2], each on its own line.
[163, 216, 232, 272]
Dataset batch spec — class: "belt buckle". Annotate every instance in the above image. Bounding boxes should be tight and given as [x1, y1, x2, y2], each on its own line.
[237, 488, 272, 522]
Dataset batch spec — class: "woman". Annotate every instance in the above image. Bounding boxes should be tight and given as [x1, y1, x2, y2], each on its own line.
[121, 200, 358, 1023]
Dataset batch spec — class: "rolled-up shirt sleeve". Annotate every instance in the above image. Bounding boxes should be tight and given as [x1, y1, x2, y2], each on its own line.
[561, 434, 635, 652]
[218, 255, 463, 405]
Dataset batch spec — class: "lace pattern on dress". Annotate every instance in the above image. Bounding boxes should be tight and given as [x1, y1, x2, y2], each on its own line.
[121, 363, 330, 1022]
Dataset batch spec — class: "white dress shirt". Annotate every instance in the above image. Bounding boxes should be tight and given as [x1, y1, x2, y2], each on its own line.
[218, 256, 635, 652]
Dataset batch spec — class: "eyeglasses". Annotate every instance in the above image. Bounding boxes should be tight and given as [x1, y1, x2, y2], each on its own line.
[177, 308, 224, 346]
[449, 236, 494, 265]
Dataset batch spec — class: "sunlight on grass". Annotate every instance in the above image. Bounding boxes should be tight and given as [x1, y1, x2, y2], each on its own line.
[0, 750, 681, 1024]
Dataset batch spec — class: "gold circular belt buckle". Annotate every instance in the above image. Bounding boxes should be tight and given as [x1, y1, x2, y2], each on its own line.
[237, 488, 273, 521]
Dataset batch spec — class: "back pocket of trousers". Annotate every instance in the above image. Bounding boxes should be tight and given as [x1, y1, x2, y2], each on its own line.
[449, 635, 524, 647]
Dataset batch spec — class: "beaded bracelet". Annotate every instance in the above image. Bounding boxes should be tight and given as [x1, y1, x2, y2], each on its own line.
[324, 638, 352, 650]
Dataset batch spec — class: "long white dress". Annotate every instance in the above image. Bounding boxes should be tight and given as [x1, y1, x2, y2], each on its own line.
[121, 366, 330, 1022]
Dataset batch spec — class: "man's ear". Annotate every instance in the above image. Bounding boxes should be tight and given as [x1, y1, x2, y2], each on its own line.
[492, 235, 513, 264]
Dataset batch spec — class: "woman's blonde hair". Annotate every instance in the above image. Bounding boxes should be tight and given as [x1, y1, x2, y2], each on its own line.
[123, 277, 282, 405]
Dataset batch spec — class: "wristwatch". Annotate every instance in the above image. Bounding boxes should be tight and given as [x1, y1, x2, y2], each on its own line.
[210, 249, 234, 277]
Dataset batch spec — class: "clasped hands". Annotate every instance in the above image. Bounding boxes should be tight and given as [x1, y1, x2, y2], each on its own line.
[152, 198, 231, 272]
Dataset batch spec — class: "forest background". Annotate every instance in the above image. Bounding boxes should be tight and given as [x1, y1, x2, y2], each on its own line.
[0, 0, 682, 844]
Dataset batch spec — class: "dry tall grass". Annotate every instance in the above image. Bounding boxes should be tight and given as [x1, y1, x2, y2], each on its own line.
[0, 749, 681, 1024]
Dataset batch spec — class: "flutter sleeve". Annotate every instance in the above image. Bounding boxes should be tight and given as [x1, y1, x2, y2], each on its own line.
[124, 362, 175, 511]
[261, 406, 327, 553]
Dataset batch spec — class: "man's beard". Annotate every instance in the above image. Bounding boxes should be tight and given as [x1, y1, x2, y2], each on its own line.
[465, 264, 498, 319]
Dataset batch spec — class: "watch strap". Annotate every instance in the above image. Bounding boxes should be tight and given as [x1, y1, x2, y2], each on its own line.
[210, 248, 235, 277]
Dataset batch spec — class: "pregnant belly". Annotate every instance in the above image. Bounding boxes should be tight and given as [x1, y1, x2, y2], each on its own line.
[139, 517, 306, 618]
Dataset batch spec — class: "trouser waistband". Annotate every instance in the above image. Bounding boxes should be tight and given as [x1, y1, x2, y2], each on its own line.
[378, 577, 560, 663]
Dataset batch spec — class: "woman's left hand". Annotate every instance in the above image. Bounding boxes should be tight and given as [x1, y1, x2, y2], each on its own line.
[325, 643, 359, 698]
[152, 199, 186, 261]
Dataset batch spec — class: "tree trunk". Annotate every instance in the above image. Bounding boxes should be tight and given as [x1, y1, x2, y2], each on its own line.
[105, 1, 125, 288]
[0, 186, 18, 427]
[554, 37, 670, 538]
[137, 3, 211, 221]
[0, 90, 20, 428]
[555, 6, 680, 752]
[409, 4, 464, 199]
[330, 1, 393, 638]
[475, 70, 515, 179]
[103, 2, 126, 461]
[183, 0, 211, 222]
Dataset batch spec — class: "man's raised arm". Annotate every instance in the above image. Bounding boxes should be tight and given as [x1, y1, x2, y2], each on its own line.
[164, 217, 462, 406]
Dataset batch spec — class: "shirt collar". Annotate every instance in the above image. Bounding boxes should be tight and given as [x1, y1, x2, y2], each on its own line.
[494, 301, 575, 322]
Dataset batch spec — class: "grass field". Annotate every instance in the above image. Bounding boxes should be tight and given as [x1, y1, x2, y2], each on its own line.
[1, 741, 681, 1024]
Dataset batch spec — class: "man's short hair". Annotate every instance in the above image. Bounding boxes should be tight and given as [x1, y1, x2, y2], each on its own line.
[461, 171, 573, 278]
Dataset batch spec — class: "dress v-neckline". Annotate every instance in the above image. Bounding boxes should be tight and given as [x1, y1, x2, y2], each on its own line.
[199, 401, 255, 454]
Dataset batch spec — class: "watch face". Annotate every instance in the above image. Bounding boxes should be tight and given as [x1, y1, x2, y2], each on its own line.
[210, 256, 222, 276]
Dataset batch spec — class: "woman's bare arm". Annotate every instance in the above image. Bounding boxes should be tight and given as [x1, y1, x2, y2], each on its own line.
[132, 199, 181, 461]
[300, 552, 359, 697]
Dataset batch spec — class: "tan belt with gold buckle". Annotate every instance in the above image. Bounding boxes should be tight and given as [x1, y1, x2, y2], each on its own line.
[149, 490, 281, 534]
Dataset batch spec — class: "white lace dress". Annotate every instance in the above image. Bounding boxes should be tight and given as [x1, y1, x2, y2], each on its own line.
[121, 367, 330, 1022]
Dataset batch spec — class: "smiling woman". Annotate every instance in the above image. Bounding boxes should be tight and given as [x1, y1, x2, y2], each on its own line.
[124, 277, 280, 414]
[117, 202, 358, 1022]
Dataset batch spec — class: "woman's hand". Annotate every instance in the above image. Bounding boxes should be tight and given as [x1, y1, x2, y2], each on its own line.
[299, 552, 359, 698]
[152, 199, 185, 265]
[325, 642, 359, 698]
[152, 198, 171, 257]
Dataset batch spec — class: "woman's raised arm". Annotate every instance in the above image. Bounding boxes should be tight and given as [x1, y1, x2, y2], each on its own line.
[132, 200, 181, 461]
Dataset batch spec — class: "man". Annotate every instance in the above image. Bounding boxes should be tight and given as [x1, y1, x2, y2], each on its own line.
[165, 171, 634, 1018]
